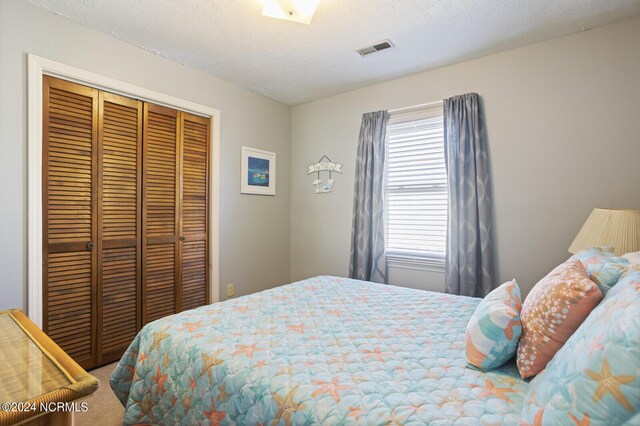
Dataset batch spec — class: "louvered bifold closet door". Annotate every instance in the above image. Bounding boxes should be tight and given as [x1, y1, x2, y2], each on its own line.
[179, 112, 210, 311]
[98, 92, 142, 363]
[142, 103, 179, 324]
[43, 76, 98, 369]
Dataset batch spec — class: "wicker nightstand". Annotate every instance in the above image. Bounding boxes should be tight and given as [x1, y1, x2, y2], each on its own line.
[0, 310, 98, 426]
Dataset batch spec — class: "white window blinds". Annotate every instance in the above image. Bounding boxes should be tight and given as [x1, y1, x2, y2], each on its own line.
[385, 104, 447, 262]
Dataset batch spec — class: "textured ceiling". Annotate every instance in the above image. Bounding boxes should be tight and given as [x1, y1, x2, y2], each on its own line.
[28, 0, 640, 105]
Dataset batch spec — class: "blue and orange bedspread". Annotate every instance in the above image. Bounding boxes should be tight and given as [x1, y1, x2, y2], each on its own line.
[111, 276, 528, 425]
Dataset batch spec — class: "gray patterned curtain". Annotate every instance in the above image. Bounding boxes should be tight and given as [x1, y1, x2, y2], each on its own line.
[443, 93, 494, 297]
[349, 111, 388, 283]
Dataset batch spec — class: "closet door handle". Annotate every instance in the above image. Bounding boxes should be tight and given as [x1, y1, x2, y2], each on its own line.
[87, 242, 95, 250]
[179, 236, 185, 242]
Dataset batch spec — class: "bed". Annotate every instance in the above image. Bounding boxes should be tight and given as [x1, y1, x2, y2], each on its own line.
[111, 276, 529, 425]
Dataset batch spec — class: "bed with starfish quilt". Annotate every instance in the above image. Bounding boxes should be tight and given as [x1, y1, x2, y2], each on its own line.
[110, 275, 529, 425]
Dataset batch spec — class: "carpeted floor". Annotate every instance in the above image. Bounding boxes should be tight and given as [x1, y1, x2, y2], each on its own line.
[75, 363, 123, 426]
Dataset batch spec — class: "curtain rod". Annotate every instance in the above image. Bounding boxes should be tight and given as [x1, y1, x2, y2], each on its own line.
[388, 99, 443, 114]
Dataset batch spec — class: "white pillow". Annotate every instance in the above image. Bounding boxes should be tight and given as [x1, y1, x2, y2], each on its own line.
[623, 251, 640, 265]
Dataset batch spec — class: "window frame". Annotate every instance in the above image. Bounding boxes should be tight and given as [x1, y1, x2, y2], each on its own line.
[384, 103, 447, 271]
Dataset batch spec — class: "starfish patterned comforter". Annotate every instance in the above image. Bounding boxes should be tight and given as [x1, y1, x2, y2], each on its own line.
[111, 276, 529, 425]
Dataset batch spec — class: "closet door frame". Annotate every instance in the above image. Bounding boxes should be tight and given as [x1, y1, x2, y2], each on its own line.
[27, 55, 220, 329]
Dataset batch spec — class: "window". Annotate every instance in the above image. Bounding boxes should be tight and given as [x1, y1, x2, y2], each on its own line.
[385, 104, 447, 267]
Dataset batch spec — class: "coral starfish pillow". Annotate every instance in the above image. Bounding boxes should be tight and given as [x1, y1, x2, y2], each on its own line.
[520, 269, 640, 425]
[517, 259, 602, 379]
[465, 279, 522, 371]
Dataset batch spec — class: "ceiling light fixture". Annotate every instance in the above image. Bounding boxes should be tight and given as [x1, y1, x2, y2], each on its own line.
[261, 0, 321, 25]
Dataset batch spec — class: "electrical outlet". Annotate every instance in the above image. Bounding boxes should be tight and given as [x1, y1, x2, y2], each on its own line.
[227, 283, 234, 297]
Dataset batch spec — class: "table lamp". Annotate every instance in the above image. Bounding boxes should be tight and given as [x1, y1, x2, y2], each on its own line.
[569, 208, 640, 256]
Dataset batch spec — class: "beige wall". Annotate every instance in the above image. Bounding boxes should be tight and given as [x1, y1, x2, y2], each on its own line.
[2, 1, 639, 310]
[290, 16, 640, 296]
[0, 0, 291, 310]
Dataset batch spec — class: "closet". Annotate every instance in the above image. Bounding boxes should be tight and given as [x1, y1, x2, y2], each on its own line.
[42, 76, 210, 369]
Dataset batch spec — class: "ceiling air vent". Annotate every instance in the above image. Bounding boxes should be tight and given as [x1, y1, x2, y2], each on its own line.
[356, 39, 395, 57]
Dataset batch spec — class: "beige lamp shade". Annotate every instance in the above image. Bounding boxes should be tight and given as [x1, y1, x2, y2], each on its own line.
[569, 208, 640, 256]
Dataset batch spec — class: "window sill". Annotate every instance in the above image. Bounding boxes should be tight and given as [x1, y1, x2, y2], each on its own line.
[387, 254, 445, 273]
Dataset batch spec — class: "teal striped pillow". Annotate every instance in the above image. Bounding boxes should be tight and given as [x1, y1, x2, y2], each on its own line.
[465, 279, 522, 371]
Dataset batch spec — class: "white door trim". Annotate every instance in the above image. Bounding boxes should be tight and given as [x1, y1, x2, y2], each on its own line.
[27, 54, 221, 328]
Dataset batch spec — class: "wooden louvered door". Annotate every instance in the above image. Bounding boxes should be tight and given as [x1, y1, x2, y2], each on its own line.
[141, 106, 211, 322]
[43, 76, 99, 369]
[142, 103, 180, 324]
[44, 78, 143, 368]
[97, 92, 142, 364]
[179, 112, 210, 310]
[44, 78, 211, 368]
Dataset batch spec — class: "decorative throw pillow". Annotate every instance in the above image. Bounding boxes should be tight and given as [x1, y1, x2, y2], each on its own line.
[517, 259, 602, 379]
[575, 247, 629, 294]
[520, 269, 640, 425]
[465, 279, 522, 371]
[623, 251, 640, 265]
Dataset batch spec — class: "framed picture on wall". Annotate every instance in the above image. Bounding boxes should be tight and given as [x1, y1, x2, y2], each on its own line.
[241, 146, 276, 196]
